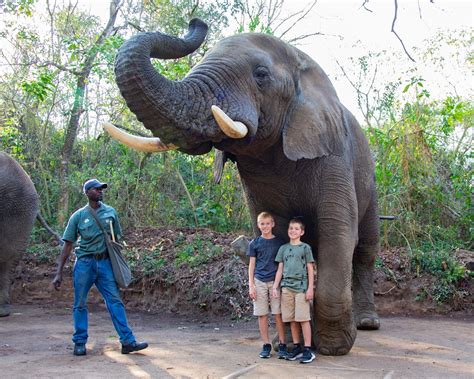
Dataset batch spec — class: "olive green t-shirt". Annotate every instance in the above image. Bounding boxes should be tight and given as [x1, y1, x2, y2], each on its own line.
[275, 242, 314, 292]
[62, 202, 122, 258]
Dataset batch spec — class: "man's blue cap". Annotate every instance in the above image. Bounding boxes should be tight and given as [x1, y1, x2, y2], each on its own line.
[83, 178, 107, 193]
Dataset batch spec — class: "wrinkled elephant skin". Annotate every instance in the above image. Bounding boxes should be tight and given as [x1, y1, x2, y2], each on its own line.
[0, 152, 38, 316]
[111, 19, 381, 355]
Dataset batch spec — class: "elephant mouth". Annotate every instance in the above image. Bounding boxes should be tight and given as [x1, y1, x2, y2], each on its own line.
[102, 106, 251, 154]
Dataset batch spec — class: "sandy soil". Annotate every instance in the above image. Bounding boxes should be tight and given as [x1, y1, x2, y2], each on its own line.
[1, 303, 473, 378]
[5, 228, 472, 377]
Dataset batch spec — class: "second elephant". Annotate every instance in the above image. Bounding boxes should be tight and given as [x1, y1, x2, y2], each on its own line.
[0, 152, 38, 317]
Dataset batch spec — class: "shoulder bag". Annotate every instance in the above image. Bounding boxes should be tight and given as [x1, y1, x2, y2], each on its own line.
[87, 206, 132, 288]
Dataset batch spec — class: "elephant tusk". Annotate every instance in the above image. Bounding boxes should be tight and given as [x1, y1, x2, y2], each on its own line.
[102, 123, 178, 153]
[211, 105, 248, 139]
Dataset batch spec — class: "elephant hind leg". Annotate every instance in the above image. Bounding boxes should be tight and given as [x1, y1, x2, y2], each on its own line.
[353, 201, 380, 330]
[353, 247, 380, 330]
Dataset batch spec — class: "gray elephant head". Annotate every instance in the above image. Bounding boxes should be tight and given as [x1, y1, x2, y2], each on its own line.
[0, 152, 39, 316]
[108, 19, 380, 356]
[110, 18, 345, 161]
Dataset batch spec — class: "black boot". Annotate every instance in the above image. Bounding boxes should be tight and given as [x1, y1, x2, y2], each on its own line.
[121, 341, 148, 354]
[73, 343, 87, 356]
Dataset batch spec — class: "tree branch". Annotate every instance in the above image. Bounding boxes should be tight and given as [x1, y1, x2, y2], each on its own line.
[360, 0, 373, 12]
[278, 0, 318, 40]
[37, 61, 80, 75]
[287, 31, 326, 44]
[391, 0, 416, 62]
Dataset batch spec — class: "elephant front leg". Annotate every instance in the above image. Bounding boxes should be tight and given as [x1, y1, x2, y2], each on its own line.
[0, 261, 12, 317]
[314, 238, 357, 356]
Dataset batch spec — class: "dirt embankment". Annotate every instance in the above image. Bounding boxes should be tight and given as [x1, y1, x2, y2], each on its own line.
[12, 227, 473, 318]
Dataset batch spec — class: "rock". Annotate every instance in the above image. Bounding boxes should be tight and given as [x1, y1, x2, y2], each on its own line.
[231, 235, 250, 264]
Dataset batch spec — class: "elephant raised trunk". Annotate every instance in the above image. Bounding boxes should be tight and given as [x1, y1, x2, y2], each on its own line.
[115, 18, 215, 153]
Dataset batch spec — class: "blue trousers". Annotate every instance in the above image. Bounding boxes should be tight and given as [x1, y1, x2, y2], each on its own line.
[72, 255, 135, 345]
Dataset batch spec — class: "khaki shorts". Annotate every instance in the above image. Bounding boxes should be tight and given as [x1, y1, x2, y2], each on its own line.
[253, 278, 281, 316]
[281, 287, 311, 322]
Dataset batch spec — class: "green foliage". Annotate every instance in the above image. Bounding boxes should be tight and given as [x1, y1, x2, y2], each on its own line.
[3, 0, 36, 16]
[174, 234, 222, 267]
[0, 126, 24, 156]
[411, 244, 467, 304]
[25, 240, 59, 264]
[153, 59, 191, 81]
[410, 247, 466, 284]
[21, 71, 55, 102]
[126, 246, 166, 276]
[366, 74, 472, 249]
[239, 15, 273, 34]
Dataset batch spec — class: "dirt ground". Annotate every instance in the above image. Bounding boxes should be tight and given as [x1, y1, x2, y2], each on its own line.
[3, 227, 473, 377]
[1, 303, 473, 378]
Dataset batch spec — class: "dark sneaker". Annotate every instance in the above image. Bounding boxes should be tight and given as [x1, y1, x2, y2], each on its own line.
[259, 343, 272, 358]
[277, 343, 287, 359]
[286, 344, 303, 361]
[73, 343, 86, 356]
[121, 341, 148, 354]
[299, 347, 316, 364]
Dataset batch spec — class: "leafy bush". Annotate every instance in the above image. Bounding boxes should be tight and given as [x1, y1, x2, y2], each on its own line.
[174, 235, 222, 268]
[409, 244, 468, 304]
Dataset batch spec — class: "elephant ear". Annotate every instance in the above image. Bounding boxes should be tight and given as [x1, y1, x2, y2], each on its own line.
[283, 57, 348, 161]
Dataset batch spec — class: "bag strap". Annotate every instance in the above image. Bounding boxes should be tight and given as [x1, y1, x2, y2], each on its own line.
[87, 205, 112, 245]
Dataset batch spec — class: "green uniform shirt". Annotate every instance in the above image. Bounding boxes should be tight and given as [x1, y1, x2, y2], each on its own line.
[275, 242, 315, 292]
[62, 202, 122, 258]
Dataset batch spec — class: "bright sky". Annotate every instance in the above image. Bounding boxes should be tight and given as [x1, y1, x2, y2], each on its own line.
[281, 0, 473, 117]
[80, 0, 473, 121]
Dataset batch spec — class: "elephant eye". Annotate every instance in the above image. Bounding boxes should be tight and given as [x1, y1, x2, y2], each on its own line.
[253, 66, 270, 87]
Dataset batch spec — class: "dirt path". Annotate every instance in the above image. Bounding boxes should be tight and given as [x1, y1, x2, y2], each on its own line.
[1, 304, 473, 378]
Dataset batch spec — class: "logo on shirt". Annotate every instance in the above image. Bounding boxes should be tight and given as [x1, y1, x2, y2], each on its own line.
[84, 218, 90, 224]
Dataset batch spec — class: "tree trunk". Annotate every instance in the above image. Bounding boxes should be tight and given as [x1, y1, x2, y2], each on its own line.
[57, 0, 122, 225]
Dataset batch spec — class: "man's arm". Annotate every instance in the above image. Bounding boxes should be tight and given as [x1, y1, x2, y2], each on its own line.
[272, 262, 284, 298]
[52, 241, 74, 291]
[248, 256, 257, 300]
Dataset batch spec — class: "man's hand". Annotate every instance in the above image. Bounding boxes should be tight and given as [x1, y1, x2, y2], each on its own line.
[52, 273, 62, 291]
[53, 240, 73, 291]
[249, 285, 257, 300]
[305, 288, 314, 301]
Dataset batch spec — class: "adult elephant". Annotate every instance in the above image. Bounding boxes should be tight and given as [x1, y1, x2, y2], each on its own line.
[105, 19, 380, 355]
[0, 152, 39, 317]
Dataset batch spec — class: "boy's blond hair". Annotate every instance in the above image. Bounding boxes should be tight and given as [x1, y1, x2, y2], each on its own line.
[257, 211, 274, 222]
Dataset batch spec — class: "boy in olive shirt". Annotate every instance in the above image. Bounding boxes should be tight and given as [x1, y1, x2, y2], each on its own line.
[247, 212, 286, 359]
[273, 218, 316, 364]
